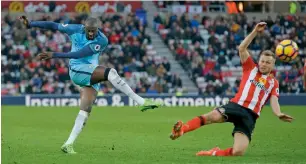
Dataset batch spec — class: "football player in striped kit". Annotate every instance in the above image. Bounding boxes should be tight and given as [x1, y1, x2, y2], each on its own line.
[169, 22, 294, 156]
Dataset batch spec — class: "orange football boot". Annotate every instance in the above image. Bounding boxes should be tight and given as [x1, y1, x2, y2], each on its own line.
[170, 121, 184, 140]
[196, 147, 221, 156]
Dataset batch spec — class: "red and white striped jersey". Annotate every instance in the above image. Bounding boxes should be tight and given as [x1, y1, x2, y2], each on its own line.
[231, 56, 279, 116]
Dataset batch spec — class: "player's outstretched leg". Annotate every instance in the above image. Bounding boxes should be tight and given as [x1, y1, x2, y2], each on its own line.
[91, 66, 163, 111]
[61, 87, 97, 154]
[170, 109, 225, 140]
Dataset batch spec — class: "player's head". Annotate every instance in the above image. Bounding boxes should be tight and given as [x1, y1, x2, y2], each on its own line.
[258, 50, 276, 75]
[84, 17, 99, 40]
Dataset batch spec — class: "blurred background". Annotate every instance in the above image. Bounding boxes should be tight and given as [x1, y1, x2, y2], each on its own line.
[1, 1, 306, 106]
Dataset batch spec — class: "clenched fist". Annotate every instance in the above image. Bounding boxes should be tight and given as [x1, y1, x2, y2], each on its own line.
[19, 15, 30, 28]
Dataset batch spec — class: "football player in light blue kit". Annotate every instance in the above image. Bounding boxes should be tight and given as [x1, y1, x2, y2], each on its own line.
[19, 16, 162, 154]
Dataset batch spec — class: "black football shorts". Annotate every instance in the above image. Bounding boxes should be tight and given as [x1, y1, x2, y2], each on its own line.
[215, 102, 258, 141]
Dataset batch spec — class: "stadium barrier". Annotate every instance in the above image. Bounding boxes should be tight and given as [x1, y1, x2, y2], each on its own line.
[1, 1, 142, 13]
[2, 94, 306, 106]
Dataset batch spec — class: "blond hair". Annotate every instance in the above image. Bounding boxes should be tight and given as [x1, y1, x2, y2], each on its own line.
[260, 50, 276, 59]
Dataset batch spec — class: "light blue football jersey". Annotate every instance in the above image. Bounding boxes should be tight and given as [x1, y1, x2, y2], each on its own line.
[57, 23, 108, 66]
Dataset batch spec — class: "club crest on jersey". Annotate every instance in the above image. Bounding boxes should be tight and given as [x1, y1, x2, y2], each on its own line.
[94, 45, 101, 51]
[258, 77, 266, 85]
[250, 79, 268, 93]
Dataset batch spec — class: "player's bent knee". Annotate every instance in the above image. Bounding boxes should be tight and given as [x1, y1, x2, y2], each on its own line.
[81, 105, 93, 113]
[232, 149, 245, 156]
[107, 68, 120, 81]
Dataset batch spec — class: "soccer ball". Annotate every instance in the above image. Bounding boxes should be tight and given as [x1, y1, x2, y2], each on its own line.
[275, 40, 299, 62]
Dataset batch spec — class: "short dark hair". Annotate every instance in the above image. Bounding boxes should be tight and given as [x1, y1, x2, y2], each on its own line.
[260, 50, 276, 59]
[85, 17, 99, 27]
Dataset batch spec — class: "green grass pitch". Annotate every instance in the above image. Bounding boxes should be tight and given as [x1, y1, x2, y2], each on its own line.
[2, 106, 306, 164]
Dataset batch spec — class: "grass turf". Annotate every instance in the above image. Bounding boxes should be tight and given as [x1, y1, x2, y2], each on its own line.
[2, 106, 306, 164]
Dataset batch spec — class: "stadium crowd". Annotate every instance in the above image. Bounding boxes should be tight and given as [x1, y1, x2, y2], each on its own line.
[154, 11, 306, 95]
[2, 8, 306, 96]
[1, 13, 182, 95]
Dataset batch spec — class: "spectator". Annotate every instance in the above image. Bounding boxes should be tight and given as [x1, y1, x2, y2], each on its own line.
[171, 73, 182, 88]
[162, 57, 171, 72]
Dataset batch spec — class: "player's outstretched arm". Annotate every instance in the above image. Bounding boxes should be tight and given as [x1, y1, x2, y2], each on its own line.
[36, 43, 103, 60]
[19, 15, 59, 31]
[270, 95, 294, 122]
[238, 22, 266, 63]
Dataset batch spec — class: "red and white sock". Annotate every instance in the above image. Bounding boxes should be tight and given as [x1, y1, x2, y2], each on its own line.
[183, 116, 206, 133]
[212, 148, 233, 156]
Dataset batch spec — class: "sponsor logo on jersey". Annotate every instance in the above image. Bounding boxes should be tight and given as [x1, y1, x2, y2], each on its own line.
[250, 79, 269, 93]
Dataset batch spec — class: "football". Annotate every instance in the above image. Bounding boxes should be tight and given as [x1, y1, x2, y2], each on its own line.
[275, 39, 299, 62]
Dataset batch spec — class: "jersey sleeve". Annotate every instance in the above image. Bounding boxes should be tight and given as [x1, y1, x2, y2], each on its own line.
[53, 44, 94, 59]
[242, 56, 257, 72]
[271, 80, 279, 98]
[57, 24, 83, 35]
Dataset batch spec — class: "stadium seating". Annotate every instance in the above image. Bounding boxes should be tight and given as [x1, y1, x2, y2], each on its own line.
[2, 5, 306, 95]
[153, 11, 306, 95]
